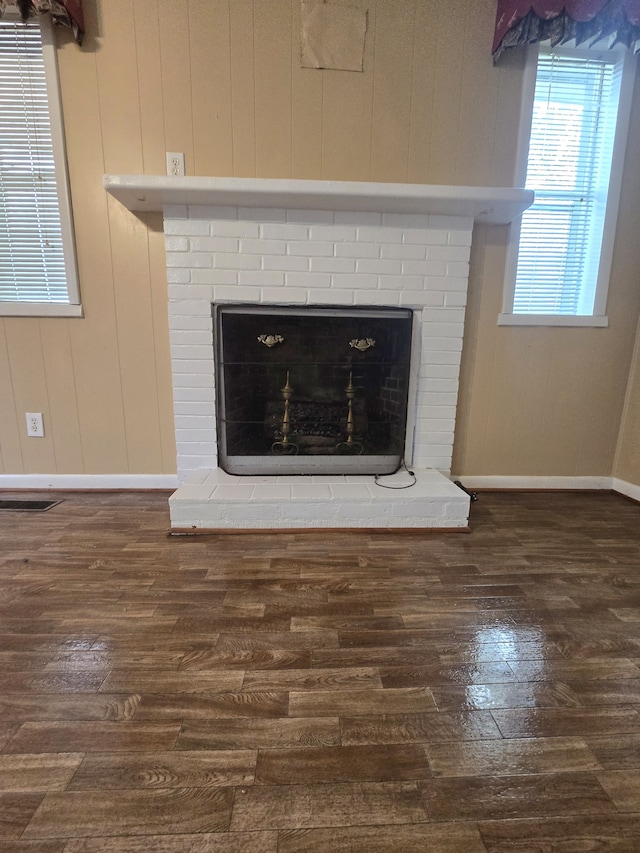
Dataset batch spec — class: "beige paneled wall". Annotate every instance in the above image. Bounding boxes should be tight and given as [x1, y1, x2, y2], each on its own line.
[615, 318, 640, 485]
[1, 0, 639, 480]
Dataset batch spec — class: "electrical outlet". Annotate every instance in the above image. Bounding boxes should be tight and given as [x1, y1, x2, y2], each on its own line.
[166, 152, 185, 177]
[26, 412, 44, 438]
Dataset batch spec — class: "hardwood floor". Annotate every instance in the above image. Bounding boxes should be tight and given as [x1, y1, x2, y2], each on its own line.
[0, 489, 639, 851]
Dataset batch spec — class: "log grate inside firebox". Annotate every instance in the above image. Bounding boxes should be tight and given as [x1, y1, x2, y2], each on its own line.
[215, 304, 413, 475]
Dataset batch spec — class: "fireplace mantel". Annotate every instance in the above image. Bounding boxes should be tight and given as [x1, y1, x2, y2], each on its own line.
[103, 174, 533, 225]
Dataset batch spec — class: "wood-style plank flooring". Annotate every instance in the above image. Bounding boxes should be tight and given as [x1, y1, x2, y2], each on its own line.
[0, 489, 639, 850]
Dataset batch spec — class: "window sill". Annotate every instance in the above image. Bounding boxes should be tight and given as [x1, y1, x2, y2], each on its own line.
[498, 313, 608, 328]
[0, 303, 83, 318]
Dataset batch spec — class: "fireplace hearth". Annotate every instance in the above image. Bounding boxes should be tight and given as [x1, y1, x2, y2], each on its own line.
[216, 305, 413, 475]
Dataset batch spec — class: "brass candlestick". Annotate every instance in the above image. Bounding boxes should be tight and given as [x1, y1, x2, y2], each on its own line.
[336, 372, 363, 455]
[272, 370, 298, 455]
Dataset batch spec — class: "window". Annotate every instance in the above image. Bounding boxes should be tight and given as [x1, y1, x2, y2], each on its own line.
[500, 45, 636, 327]
[0, 11, 81, 316]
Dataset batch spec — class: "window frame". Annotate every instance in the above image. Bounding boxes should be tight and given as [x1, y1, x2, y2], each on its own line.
[499, 42, 637, 328]
[0, 9, 82, 318]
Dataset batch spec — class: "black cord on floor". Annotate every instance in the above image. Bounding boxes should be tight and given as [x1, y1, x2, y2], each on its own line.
[374, 458, 417, 490]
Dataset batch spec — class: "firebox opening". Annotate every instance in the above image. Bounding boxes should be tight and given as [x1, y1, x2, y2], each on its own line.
[215, 304, 414, 475]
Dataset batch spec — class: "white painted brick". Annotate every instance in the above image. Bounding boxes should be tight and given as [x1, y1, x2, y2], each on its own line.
[164, 219, 209, 236]
[419, 350, 462, 365]
[169, 330, 213, 347]
[402, 228, 448, 245]
[422, 431, 455, 444]
[165, 236, 189, 252]
[330, 273, 378, 289]
[285, 272, 332, 289]
[172, 359, 214, 374]
[422, 322, 465, 339]
[164, 205, 187, 219]
[381, 244, 426, 260]
[426, 245, 471, 262]
[213, 285, 261, 302]
[399, 291, 445, 307]
[444, 291, 468, 307]
[417, 405, 457, 420]
[308, 289, 354, 305]
[429, 215, 473, 230]
[335, 242, 380, 259]
[168, 284, 214, 301]
[166, 251, 212, 269]
[238, 207, 286, 222]
[354, 290, 400, 306]
[174, 416, 216, 431]
[419, 379, 459, 394]
[423, 418, 456, 433]
[448, 229, 473, 246]
[383, 213, 431, 228]
[355, 258, 402, 275]
[191, 269, 238, 285]
[226, 504, 283, 522]
[286, 208, 334, 224]
[240, 238, 286, 255]
[402, 260, 447, 277]
[377, 275, 425, 291]
[310, 257, 356, 274]
[211, 221, 260, 238]
[214, 253, 261, 270]
[264, 255, 310, 272]
[238, 270, 284, 286]
[334, 211, 382, 226]
[169, 299, 211, 316]
[168, 315, 212, 331]
[419, 392, 459, 406]
[447, 262, 470, 277]
[172, 373, 215, 388]
[262, 287, 307, 303]
[175, 429, 216, 443]
[173, 387, 215, 402]
[420, 336, 463, 352]
[166, 268, 191, 283]
[173, 402, 216, 416]
[426, 276, 468, 291]
[357, 226, 402, 243]
[171, 345, 213, 361]
[309, 224, 357, 242]
[190, 236, 239, 253]
[262, 223, 308, 240]
[287, 240, 334, 257]
[423, 308, 466, 323]
[189, 205, 237, 220]
[422, 364, 460, 379]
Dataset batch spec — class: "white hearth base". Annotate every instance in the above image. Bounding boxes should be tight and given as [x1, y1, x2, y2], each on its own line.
[169, 468, 470, 532]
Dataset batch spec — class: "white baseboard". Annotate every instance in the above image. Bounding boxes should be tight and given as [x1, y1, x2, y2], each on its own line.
[453, 475, 613, 490]
[0, 474, 179, 490]
[611, 477, 640, 503]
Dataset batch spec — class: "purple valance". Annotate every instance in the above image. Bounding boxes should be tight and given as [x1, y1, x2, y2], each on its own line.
[0, 0, 84, 44]
[493, 0, 640, 62]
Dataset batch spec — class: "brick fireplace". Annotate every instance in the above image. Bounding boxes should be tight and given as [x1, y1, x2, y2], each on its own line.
[104, 176, 532, 531]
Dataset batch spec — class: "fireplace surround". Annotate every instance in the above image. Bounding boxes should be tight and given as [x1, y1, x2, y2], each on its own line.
[104, 175, 533, 531]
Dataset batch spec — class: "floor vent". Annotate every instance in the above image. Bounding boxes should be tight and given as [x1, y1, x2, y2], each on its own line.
[0, 500, 62, 512]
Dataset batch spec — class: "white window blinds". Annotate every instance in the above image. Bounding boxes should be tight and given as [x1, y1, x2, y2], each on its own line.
[513, 49, 624, 316]
[0, 18, 72, 304]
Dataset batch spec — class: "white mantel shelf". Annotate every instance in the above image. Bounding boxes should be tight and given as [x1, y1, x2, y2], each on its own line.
[103, 174, 533, 225]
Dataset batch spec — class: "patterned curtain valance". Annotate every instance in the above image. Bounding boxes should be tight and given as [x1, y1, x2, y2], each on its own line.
[493, 0, 640, 62]
[0, 0, 84, 44]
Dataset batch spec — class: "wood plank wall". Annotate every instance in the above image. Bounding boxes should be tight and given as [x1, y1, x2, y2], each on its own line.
[1, 0, 639, 481]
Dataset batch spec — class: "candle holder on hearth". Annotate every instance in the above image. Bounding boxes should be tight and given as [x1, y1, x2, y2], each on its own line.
[336, 371, 363, 455]
[271, 370, 299, 455]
